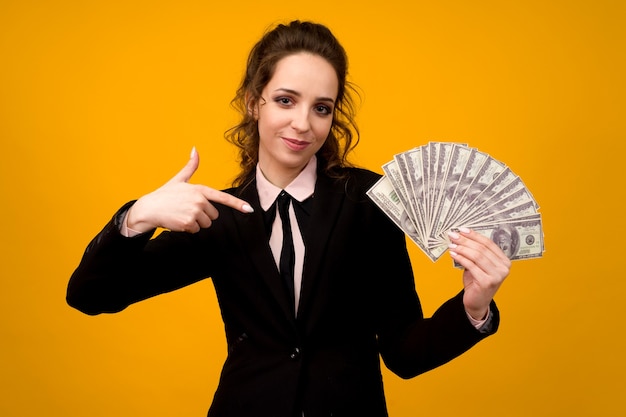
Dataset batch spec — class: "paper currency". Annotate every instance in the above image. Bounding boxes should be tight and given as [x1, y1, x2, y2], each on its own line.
[368, 142, 544, 265]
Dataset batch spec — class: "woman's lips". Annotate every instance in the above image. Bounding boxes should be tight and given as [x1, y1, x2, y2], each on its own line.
[282, 137, 310, 151]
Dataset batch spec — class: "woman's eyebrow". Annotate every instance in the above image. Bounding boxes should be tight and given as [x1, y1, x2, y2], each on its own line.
[274, 88, 335, 104]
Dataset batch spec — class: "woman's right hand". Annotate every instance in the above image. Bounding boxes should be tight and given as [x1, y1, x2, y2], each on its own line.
[125, 147, 254, 234]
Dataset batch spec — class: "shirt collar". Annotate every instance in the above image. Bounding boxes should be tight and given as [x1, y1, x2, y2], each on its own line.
[257, 155, 317, 211]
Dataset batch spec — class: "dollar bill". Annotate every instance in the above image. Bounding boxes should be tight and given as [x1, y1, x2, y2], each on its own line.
[452, 217, 543, 266]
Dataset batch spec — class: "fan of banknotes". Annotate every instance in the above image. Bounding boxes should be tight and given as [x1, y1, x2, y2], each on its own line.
[366, 142, 544, 264]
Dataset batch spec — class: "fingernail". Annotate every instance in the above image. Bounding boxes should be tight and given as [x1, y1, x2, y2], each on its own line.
[448, 243, 458, 249]
[458, 227, 470, 233]
[447, 230, 460, 239]
[190, 146, 196, 158]
[242, 204, 254, 213]
[450, 250, 458, 257]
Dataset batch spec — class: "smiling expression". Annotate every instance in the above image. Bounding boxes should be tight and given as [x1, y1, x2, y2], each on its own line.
[255, 52, 339, 188]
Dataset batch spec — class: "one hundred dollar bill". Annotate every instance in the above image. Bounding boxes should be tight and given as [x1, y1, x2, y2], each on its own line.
[456, 216, 544, 261]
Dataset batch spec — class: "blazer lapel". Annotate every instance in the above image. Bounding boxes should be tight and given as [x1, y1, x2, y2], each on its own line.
[296, 173, 345, 321]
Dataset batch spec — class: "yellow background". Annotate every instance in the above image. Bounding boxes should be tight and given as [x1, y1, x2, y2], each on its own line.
[1, 0, 624, 416]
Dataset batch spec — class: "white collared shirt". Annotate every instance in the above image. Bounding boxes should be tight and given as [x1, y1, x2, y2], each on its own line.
[256, 156, 317, 315]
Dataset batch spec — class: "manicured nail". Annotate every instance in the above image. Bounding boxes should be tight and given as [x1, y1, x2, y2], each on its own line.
[190, 146, 196, 158]
[242, 204, 254, 213]
[458, 227, 470, 233]
[447, 230, 460, 240]
[450, 250, 458, 257]
[448, 243, 458, 249]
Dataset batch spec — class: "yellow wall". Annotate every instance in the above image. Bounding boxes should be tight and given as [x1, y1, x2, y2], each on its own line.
[1, 1, 624, 416]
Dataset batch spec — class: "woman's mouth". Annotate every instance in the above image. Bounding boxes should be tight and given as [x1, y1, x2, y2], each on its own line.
[282, 137, 310, 151]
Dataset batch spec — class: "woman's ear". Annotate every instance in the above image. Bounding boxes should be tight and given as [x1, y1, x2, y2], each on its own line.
[246, 93, 258, 120]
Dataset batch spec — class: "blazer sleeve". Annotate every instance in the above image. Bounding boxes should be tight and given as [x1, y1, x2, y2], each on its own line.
[66, 201, 213, 315]
[379, 289, 499, 379]
[360, 178, 500, 379]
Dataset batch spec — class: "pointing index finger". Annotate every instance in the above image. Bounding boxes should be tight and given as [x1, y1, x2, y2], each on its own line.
[201, 187, 254, 213]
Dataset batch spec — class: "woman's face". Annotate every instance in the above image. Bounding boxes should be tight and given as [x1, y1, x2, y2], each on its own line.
[255, 52, 338, 187]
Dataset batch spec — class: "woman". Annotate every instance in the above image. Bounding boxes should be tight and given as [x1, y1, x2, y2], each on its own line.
[67, 20, 510, 417]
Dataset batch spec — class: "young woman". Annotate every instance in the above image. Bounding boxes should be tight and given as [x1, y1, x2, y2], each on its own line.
[67, 20, 511, 417]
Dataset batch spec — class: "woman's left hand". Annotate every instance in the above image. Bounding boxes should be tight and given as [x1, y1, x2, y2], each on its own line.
[447, 227, 511, 320]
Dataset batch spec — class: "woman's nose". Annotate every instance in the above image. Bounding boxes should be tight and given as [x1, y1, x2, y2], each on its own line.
[290, 108, 311, 132]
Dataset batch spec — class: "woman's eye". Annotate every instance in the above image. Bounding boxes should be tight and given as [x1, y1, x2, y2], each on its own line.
[275, 97, 292, 106]
[315, 105, 332, 115]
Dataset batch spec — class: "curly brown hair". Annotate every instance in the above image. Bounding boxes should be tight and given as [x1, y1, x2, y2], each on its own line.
[224, 20, 361, 187]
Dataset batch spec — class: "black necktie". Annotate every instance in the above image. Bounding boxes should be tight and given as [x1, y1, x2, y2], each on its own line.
[277, 191, 295, 304]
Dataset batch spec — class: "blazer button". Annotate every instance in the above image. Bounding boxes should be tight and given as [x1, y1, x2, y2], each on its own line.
[289, 347, 301, 360]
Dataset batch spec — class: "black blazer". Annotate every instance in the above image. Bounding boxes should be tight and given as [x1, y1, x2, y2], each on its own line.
[67, 166, 498, 417]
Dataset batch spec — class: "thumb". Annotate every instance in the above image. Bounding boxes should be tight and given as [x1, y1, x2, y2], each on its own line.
[168, 146, 200, 184]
